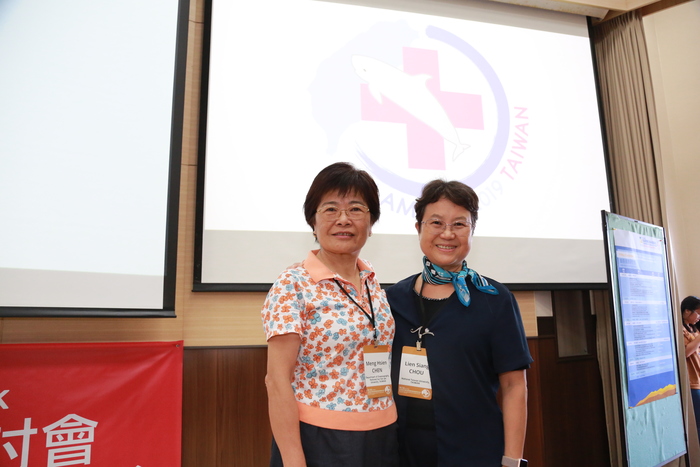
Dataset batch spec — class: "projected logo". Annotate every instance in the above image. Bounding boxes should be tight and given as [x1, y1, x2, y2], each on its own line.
[310, 25, 512, 199]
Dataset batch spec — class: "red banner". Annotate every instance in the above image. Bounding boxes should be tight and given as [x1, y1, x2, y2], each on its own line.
[0, 341, 183, 467]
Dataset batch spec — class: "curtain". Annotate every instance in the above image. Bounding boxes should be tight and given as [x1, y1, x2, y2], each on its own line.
[591, 12, 663, 226]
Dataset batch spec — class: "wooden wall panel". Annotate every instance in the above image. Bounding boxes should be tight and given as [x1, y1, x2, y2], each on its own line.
[218, 347, 272, 466]
[182, 348, 219, 467]
[182, 347, 271, 467]
[524, 340, 546, 466]
[535, 337, 610, 466]
[183, 340, 614, 467]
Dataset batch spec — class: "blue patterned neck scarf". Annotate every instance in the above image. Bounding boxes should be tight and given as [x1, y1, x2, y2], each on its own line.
[421, 256, 499, 307]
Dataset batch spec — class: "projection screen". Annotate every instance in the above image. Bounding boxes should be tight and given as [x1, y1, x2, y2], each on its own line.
[195, 0, 611, 290]
[0, 0, 188, 316]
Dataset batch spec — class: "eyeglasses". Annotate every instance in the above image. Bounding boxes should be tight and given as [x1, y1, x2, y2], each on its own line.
[317, 204, 370, 220]
[421, 219, 472, 234]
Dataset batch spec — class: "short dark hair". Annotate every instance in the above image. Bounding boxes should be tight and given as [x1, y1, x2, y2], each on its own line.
[414, 179, 479, 229]
[303, 162, 380, 229]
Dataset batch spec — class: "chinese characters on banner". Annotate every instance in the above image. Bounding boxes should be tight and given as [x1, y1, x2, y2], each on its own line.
[0, 341, 183, 467]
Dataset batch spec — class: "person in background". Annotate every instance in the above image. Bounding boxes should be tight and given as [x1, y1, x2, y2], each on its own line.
[681, 295, 700, 445]
[386, 179, 532, 467]
[262, 162, 397, 467]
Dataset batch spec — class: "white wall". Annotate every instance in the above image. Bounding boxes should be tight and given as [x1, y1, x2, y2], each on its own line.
[643, 0, 700, 299]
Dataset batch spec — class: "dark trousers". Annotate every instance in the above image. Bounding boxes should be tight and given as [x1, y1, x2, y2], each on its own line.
[270, 421, 399, 467]
[399, 426, 438, 467]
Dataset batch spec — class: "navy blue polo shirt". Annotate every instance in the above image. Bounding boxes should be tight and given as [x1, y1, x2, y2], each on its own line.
[387, 274, 533, 466]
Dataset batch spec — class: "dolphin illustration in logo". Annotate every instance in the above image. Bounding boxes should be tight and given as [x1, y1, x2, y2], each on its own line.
[352, 54, 470, 161]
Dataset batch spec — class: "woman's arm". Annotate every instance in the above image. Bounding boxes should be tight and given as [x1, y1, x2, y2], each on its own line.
[685, 331, 700, 358]
[499, 369, 528, 464]
[266, 333, 306, 467]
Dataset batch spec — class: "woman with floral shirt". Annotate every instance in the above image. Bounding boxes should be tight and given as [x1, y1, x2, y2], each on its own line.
[262, 162, 397, 467]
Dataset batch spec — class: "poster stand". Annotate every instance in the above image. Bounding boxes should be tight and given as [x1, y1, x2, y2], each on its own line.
[602, 211, 687, 466]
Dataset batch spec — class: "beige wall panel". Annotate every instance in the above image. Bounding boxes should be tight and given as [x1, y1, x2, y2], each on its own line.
[182, 20, 203, 168]
[1, 316, 183, 344]
[176, 164, 197, 288]
[514, 291, 538, 337]
[183, 292, 268, 346]
[643, 1, 700, 298]
[181, 289, 535, 347]
[191, 0, 205, 25]
[175, 164, 197, 326]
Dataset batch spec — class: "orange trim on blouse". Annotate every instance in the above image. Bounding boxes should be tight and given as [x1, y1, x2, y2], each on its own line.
[298, 401, 397, 431]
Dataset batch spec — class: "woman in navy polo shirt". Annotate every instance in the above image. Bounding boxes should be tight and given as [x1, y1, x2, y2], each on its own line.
[387, 179, 532, 467]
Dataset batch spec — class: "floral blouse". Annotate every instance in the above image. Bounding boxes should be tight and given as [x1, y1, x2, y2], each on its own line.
[262, 250, 395, 420]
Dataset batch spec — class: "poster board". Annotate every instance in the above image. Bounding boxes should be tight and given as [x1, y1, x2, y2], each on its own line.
[602, 211, 687, 466]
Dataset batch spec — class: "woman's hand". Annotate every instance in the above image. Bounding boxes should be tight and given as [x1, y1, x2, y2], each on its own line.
[685, 331, 700, 358]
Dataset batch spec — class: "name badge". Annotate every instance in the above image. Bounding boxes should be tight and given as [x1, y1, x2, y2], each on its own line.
[363, 345, 392, 399]
[398, 346, 432, 400]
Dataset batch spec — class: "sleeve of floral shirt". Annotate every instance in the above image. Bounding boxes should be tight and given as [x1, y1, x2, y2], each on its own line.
[261, 268, 308, 340]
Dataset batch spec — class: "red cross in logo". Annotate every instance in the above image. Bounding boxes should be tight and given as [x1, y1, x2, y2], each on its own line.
[359, 47, 484, 170]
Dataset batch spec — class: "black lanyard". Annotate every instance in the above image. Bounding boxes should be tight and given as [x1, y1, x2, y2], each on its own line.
[411, 278, 442, 350]
[334, 279, 378, 344]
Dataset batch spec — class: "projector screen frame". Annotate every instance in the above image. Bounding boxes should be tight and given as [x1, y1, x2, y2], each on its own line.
[0, 0, 190, 318]
[192, 0, 614, 293]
